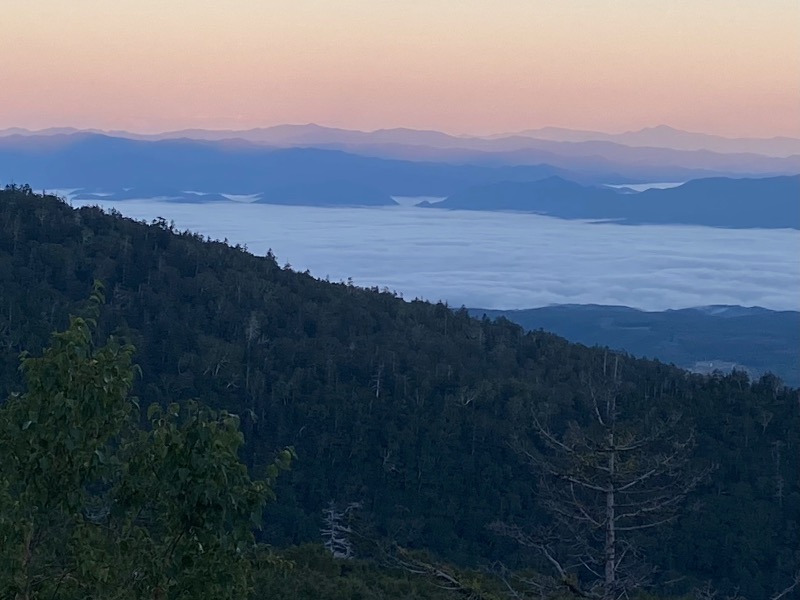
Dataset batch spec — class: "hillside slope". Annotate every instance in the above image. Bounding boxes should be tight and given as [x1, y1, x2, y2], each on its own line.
[471, 305, 800, 386]
[0, 186, 797, 597]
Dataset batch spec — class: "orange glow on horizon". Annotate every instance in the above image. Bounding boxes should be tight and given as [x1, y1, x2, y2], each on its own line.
[2, 0, 798, 137]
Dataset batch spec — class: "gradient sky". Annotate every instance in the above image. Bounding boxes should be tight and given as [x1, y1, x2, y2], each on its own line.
[2, 0, 799, 137]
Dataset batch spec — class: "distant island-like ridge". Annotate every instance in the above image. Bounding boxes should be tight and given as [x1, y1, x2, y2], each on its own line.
[430, 174, 800, 228]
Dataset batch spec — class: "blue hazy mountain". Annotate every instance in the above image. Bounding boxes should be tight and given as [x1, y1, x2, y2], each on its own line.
[470, 304, 800, 386]
[5, 124, 798, 175]
[423, 176, 620, 217]
[628, 175, 800, 227]
[3, 133, 796, 220]
[506, 124, 800, 157]
[4, 127, 800, 190]
[430, 175, 800, 228]
[0, 133, 574, 201]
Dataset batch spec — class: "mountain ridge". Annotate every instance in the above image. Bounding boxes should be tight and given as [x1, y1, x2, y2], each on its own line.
[4, 123, 798, 156]
[431, 174, 800, 229]
[3, 133, 799, 214]
[2, 127, 798, 179]
[470, 303, 800, 386]
[0, 133, 574, 199]
[490, 123, 800, 157]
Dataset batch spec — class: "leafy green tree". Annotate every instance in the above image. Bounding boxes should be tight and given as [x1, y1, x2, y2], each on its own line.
[0, 285, 291, 599]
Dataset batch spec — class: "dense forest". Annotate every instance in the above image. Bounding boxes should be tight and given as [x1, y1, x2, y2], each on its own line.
[0, 186, 797, 599]
[472, 305, 800, 387]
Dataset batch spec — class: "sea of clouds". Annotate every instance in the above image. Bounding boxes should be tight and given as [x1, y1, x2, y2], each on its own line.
[70, 199, 800, 312]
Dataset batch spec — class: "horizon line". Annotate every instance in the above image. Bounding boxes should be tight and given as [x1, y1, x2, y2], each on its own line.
[2, 122, 800, 142]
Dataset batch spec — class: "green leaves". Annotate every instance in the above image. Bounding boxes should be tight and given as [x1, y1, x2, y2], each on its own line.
[0, 291, 289, 599]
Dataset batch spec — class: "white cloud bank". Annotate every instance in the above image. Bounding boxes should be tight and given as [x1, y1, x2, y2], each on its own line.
[72, 200, 800, 312]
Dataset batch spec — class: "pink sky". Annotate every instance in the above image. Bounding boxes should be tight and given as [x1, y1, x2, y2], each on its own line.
[2, 0, 799, 137]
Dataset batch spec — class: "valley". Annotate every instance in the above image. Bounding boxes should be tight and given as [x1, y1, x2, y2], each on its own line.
[3, 1, 799, 596]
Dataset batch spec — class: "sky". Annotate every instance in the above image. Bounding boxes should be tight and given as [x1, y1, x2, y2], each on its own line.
[68, 199, 800, 312]
[2, 1, 799, 137]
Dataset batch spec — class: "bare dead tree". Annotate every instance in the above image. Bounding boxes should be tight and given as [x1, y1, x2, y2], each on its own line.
[382, 544, 496, 600]
[496, 353, 711, 600]
[371, 363, 385, 399]
[321, 500, 362, 559]
[770, 570, 800, 600]
[771, 440, 785, 507]
[691, 581, 743, 600]
[690, 569, 800, 600]
[487, 560, 556, 600]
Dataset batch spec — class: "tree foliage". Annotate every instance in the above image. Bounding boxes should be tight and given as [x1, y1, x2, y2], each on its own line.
[0, 188, 797, 598]
[0, 284, 291, 599]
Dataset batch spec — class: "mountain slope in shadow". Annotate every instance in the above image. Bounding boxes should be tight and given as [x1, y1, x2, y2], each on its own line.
[470, 304, 800, 386]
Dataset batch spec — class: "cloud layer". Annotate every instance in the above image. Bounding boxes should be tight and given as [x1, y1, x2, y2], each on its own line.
[72, 199, 800, 312]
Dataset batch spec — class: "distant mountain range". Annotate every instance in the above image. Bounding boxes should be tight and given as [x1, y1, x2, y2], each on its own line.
[0, 133, 571, 199]
[470, 304, 800, 386]
[495, 124, 800, 158]
[1, 132, 797, 227]
[427, 175, 800, 228]
[1, 125, 798, 182]
[4, 123, 799, 156]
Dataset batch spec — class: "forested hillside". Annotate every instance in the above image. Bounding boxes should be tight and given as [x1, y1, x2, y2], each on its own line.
[1, 186, 797, 598]
[471, 305, 800, 386]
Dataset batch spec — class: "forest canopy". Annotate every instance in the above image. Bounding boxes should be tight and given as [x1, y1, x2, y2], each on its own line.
[0, 186, 797, 599]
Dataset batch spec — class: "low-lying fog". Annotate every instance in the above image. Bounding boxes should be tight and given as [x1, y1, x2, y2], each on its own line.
[70, 199, 800, 312]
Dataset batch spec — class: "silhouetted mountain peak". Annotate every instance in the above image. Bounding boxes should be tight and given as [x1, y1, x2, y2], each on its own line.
[640, 124, 682, 133]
